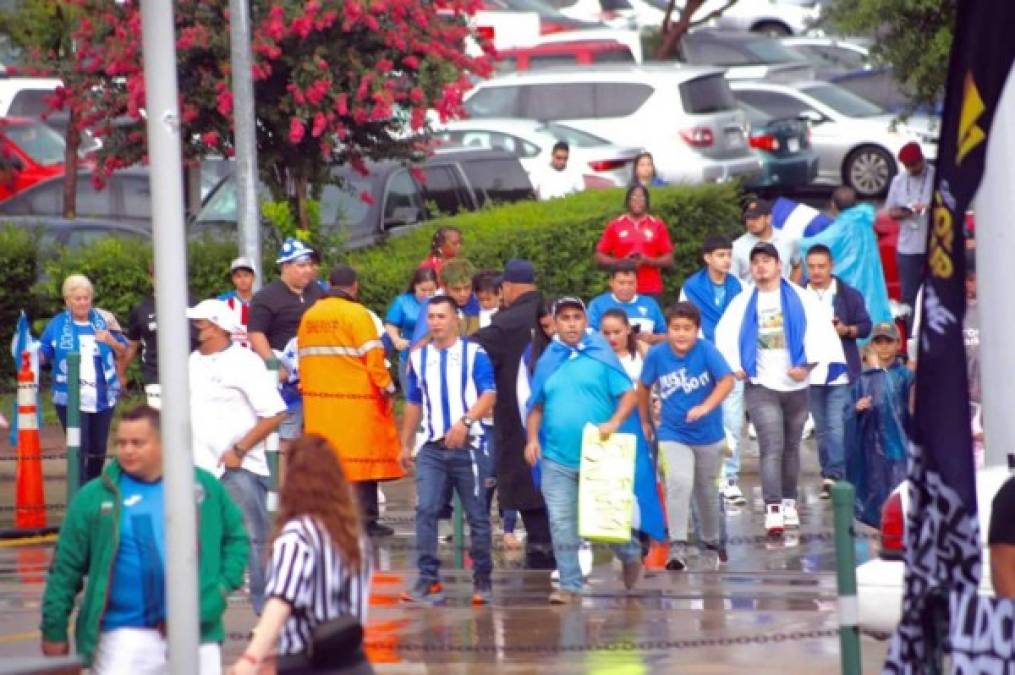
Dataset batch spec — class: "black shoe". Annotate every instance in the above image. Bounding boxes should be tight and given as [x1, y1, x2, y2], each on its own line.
[367, 522, 394, 537]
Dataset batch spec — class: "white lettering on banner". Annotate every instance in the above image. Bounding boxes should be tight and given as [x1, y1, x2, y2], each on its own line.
[657, 368, 711, 400]
[949, 591, 1015, 671]
[920, 284, 958, 353]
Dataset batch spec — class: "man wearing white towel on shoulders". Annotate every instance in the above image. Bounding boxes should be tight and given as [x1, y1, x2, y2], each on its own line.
[716, 242, 845, 537]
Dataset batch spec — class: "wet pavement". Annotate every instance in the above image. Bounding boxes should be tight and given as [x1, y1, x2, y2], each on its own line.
[0, 432, 891, 673]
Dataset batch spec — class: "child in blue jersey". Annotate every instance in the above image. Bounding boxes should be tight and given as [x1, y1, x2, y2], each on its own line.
[637, 302, 734, 571]
[384, 267, 438, 394]
[587, 260, 666, 346]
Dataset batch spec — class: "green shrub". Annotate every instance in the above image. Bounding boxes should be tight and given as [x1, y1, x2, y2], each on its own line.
[346, 184, 744, 315]
[0, 225, 40, 382]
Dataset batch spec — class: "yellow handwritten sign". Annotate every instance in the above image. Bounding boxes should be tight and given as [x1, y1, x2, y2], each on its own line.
[578, 424, 636, 543]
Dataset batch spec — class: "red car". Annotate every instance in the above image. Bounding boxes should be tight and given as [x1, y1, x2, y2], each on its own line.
[874, 209, 976, 301]
[495, 39, 635, 72]
[0, 117, 66, 202]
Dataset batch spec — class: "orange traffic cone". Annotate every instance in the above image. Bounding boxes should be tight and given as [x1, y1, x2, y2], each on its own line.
[15, 351, 46, 529]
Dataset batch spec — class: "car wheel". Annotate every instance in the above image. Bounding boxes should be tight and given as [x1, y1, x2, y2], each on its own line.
[751, 21, 791, 37]
[844, 145, 896, 197]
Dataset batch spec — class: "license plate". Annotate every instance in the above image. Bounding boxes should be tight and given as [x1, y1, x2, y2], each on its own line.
[725, 129, 743, 147]
[787, 137, 801, 153]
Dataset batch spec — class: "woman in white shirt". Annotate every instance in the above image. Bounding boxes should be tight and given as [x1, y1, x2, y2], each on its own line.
[599, 308, 645, 383]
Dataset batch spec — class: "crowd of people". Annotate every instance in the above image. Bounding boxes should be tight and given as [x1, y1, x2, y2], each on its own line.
[32, 141, 1002, 673]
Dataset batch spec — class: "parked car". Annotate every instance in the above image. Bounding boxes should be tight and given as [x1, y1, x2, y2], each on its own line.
[780, 36, 874, 80]
[463, 64, 762, 185]
[0, 166, 154, 229]
[0, 117, 68, 201]
[529, 27, 643, 63]
[739, 103, 818, 191]
[729, 80, 939, 196]
[495, 39, 635, 72]
[677, 29, 815, 82]
[434, 118, 640, 186]
[544, 0, 644, 30]
[193, 149, 536, 249]
[0, 77, 61, 118]
[479, 0, 599, 41]
[658, 0, 821, 36]
[857, 464, 1008, 635]
[0, 215, 150, 249]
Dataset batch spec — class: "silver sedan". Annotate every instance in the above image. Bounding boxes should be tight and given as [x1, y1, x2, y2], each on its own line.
[729, 79, 938, 196]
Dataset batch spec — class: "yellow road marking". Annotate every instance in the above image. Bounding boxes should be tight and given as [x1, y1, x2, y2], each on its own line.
[0, 629, 40, 644]
[0, 534, 57, 548]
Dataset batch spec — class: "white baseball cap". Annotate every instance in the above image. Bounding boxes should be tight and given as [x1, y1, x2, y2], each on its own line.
[186, 299, 240, 334]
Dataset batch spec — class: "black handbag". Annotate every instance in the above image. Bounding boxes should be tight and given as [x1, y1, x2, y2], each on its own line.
[308, 615, 364, 668]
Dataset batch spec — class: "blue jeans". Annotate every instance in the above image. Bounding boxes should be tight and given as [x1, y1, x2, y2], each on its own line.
[540, 458, 640, 593]
[721, 380, 745, 480]
[415, 442, 492, 584]
[220, 468, 269, 614]
[809, 383, 850, 480]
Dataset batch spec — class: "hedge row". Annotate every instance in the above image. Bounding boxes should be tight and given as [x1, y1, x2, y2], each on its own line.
[0, 183, 743, 383]
[346, 183, 744, 312]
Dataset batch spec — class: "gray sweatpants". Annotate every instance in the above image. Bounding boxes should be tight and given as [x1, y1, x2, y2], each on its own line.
[659, 440, 725, 545]
[744, 383, 810, 505]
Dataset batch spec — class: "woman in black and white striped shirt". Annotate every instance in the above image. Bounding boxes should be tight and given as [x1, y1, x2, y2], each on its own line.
[228, 434, 373, 674]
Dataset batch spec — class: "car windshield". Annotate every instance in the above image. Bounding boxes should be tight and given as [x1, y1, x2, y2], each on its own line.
[744, 39, 809, 64]
[2, 120, 65, 165]
[537, 123, 608, 148]
[195, 174, 372, 229]
[801, 83, 885, 118]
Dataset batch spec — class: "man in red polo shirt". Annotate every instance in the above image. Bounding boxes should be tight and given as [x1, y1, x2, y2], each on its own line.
[595, 185, 674, 302]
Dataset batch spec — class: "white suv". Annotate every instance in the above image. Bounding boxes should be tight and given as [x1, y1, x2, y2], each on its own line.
[463, 64, 762, 185]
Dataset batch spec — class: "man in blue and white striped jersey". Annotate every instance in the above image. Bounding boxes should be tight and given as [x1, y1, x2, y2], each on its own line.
[399, 295, 497, 606]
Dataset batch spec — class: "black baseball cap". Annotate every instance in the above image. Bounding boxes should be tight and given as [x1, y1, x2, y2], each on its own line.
[552, 296, 586, 316]
[744, 199, 772, 219]
[749, 241, 780, 261]
[502, 259, 535, 284]
[871, 322, 900, 341]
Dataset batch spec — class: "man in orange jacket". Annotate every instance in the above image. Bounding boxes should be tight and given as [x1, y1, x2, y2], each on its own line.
[298, 264, 405, 536]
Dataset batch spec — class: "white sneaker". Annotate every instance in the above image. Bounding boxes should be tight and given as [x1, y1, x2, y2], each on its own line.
[378, 487, 386, 505]
[782, 499, 800, 528]
[765, 503, 784, 536]
[578, 541, 593, 577]
[802, 414, 815, 440]
[748, 422, 757, 440]
[722, 478, 746, 505]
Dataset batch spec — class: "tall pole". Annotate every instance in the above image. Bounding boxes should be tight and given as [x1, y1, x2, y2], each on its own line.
[139, 2, 200, 673]
[229, 0, 262, 290]
[975, 70, 1015, 469]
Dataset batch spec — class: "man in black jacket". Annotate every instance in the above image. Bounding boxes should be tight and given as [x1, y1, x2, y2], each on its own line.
[804, 244, 872, 499]
[474, 259, 555, 569]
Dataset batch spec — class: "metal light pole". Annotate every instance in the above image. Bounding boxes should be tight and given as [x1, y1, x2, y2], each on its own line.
[139, 2, 200, 672]
[229, 0, 262, 289]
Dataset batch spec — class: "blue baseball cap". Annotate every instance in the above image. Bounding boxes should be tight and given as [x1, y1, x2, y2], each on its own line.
[502, 259, 535, 284]
[276, 238, 316, 265]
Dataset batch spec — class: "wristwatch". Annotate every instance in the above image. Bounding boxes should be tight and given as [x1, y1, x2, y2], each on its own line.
[232, 443, 246, 459]
[460, 415, 474, 427]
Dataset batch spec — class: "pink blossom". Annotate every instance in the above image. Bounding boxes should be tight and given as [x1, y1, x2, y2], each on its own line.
[311, 112, 327, 137]
[201, 131, 220, 147]
[216, 90, 234, 116]
[376, 58, 394, 73]
[409, 87, 424, 104]
[403, 55, 420, 69]
[335, 93, 349, 116]
[264, 5, 286, 40]
[289, 117, 306, 143]
[359, 190, 375, 205]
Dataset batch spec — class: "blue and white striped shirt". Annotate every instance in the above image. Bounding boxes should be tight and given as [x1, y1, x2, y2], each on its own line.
[406, 338, 495, 442]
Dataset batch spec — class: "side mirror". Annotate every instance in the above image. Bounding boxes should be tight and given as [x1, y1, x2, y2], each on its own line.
[798, 109, 827, 125]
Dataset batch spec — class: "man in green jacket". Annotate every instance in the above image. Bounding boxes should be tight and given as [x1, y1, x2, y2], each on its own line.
[40, 404, 249, 672]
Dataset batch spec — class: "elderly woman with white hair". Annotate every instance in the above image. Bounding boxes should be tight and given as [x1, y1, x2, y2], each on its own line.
[39, 274, 127, 484]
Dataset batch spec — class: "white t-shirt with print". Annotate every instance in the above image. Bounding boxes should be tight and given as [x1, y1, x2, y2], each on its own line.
[75, 326, 100, 413]
[753, 289, 806, 392]
[189, 344, 287, 478]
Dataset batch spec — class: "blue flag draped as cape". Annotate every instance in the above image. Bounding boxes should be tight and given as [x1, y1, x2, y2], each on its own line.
[526, 332, 666, 542]
[681, 268, 742, 343]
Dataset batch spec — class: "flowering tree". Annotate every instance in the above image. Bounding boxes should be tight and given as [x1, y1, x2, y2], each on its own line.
[71, 0, 492, 229]
[0, 0, 99, 217]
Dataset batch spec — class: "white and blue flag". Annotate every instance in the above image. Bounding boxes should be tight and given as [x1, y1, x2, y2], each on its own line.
[9, 310, 41, 445]
[770, 197, 834, 241]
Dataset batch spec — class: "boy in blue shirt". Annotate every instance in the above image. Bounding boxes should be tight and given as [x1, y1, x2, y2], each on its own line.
[679, 235, 747, 505]
[587, 260, 666, 345]
[638, 302, 734, 571]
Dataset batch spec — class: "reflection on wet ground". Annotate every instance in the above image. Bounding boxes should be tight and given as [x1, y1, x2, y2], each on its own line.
[0, 443, 890, 672]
